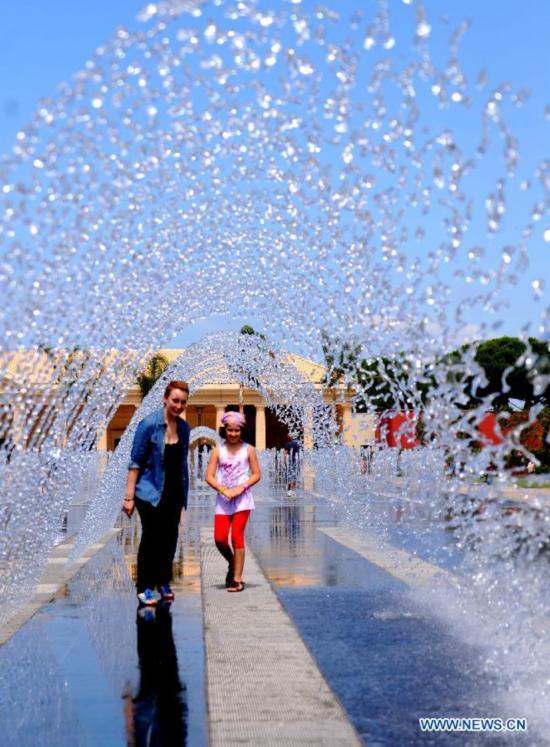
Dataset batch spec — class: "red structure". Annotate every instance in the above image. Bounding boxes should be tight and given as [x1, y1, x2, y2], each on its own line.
[374, 410, 545, 453]
[375, 411, 419, 449]
[476, 412, 502, 446]
[477, 411, 544, 451]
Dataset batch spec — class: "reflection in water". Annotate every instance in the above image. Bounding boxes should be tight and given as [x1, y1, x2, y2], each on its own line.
[269, 506, 303, 550]
[392, 501, 406, 523]
[263, 505, 325, 586]
[128, 602, 187, 747]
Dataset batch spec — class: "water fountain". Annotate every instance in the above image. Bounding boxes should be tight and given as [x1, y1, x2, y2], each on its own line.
[71, 330, 335, 561]
[0, 0, 548, 737]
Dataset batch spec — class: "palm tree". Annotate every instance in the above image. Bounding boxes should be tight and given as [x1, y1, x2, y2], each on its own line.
[137, 353, 169, 399]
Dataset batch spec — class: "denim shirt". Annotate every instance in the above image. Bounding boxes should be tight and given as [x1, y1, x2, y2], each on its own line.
[128, 408, 190, 508]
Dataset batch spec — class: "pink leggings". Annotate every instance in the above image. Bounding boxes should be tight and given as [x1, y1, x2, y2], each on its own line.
[214, 510, 251, 551]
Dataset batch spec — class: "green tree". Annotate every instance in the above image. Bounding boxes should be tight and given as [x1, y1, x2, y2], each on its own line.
[320, 331, 362, 388]
[320, 334, 549, 428]
[321, 332, 430, 411]
[355, 355, 432, 411]
[137, 353, 169, 399]
[451, 336, 549, 408]
[237, 325, 272, 391]
[240, 324, 266, 340]
[28, 346, 98, 448]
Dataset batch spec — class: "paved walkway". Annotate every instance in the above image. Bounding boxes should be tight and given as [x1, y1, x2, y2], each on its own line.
[201, 528, 361, 746]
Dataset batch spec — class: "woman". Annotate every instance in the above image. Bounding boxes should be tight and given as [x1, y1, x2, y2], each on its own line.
[123, 380, 190, 606]
[205, 411, 261, 592]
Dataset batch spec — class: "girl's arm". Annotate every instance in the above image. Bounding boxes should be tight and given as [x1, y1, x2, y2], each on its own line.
[205, 447, 228, 495]
[235, 445, 261, 497]
[247, 445, 261, 487]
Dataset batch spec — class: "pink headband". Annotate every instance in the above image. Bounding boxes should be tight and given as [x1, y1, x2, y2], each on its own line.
[221, 411, 245, 427]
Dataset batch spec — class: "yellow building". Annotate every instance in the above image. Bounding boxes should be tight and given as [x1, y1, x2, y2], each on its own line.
[100, 349, 374, 452]
[0, 348, 375, 453]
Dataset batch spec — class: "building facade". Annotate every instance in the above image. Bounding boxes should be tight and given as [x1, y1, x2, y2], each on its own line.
[99, 349, 374, 452]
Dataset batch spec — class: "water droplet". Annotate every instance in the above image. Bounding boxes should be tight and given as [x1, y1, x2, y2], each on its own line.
[416, 21, 431, 38]
[137, 3, 158, 22]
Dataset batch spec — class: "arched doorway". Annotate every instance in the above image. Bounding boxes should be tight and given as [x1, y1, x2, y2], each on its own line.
[189, 425, 221, 480]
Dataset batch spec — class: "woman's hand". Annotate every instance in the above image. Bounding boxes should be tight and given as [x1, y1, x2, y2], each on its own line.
[122, 495, 135, 517]
[125, 469, 139, 516]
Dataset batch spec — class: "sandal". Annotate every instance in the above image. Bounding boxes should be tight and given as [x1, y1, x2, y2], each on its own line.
[227, 581, 245, 592]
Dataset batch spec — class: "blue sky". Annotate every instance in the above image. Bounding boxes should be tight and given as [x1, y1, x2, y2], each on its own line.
[2, 1, 549, 153]
[1, 1, 548, 350]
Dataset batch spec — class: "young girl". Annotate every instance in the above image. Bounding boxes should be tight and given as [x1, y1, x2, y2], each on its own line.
[205, 411, 261, 592]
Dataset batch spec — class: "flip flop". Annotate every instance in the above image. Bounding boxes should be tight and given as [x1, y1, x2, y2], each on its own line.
[227, 581, 245, 592]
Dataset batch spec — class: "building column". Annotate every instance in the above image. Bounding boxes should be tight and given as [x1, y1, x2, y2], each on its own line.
[302, 408, 315, 491]
[255, 405, 266, 451]
[303, 407, 314, 450]
[341, 403, 353, 446]
[215, 406, 225, 431]
[97, 430, 108, 451]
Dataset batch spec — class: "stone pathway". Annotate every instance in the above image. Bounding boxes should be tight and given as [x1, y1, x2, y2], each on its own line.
[200, 528, 361, 746]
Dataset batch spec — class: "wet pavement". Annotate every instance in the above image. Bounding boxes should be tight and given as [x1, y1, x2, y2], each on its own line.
[0, 483, 540, 746]
[0, 520, 207, 747]
[247, 491, 534, 746]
